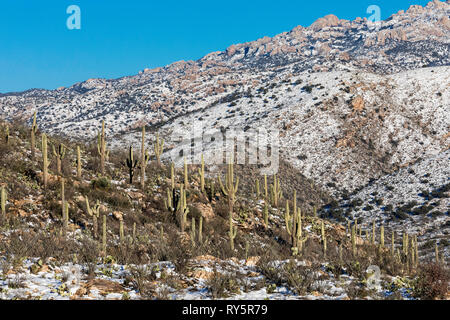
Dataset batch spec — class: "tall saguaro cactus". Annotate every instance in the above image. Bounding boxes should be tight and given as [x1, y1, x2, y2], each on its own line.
[42, 134, 51, 188]
[102, 215, 107, 254]
[285, 191, 307, 255]
[154, 133, 164, 166]
[270, 174, 282, 207]
[179, 186, 190, 232]
[5, 125, 9, 145]
[52, 143, 67, 175]
[61, 178, 65, 221]
[1, 186, 6, 216]
[76, 146, 82, 179]
[97, 120, 109, 175]
[63, 201, 69, 235]
[30, 111, 37, 159]
[198, 154, 205, 193]
[140, 127, 150, 190]
[125, 146, 138, 184]
[86, 197, 101, 238]
[219, 161, 239, 251]
[321, 220, 327, 257]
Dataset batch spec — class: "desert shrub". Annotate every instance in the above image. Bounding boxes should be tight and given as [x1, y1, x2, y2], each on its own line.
[91, 176, 111, 190]
[206, 269, 242, 299]
[413, 263, 449, 300]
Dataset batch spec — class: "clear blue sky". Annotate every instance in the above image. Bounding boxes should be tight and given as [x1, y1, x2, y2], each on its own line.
[0, 0, 437, 93]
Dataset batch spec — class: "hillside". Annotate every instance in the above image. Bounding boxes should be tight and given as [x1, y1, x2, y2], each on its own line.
[0, 122, 447, 300]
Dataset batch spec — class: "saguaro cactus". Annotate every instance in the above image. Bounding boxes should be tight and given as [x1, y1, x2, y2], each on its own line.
[86, 197, 101, 238]
[1, 186, 6, 216]
[255, 179, 260, 198]
[264, 174, 268, 200]
[371, 221, 376, 245]
[140, 127, 150, 190]
[218, 161, 239, 251]
[321, 220, 327, 257]
[61, 178, 65, 220]
[119, 218, 124, 243]
[391, 230, 395, 257]
[198, 216, 203, 244]
[170, 162, 175, 190]
[270, 174, 282, 207]
[41, 134, 51, 188]
[76, 146, 82, 179]
[97, 120, 109, 175]
[102, 215, 107, 253]
[125, 146, 138, 184]
[403, 233, 409, 257]
[190, 216, 203, 247]
[154, 133, 164, 166]
[190, 217, 196, 247]
[435, 241, 439, 264]
[5, 125, 9, 145]
[263, 202, 269, 227]
[285, 191, 307, 255]
[179, 186, 190, 232]
[198, 154, 205, 193]
[63, 201, 69, 235]
[31, 111, 37, 159]
[52, 143, 67, 175]
[380, 225, 385, 247]
[351, 225, 357, 256]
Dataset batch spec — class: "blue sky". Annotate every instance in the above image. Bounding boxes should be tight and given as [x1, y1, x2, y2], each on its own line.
[0, 0, 437, 93]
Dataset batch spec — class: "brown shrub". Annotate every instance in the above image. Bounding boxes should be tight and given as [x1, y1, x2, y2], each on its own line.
[413, 262, 449, 300]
